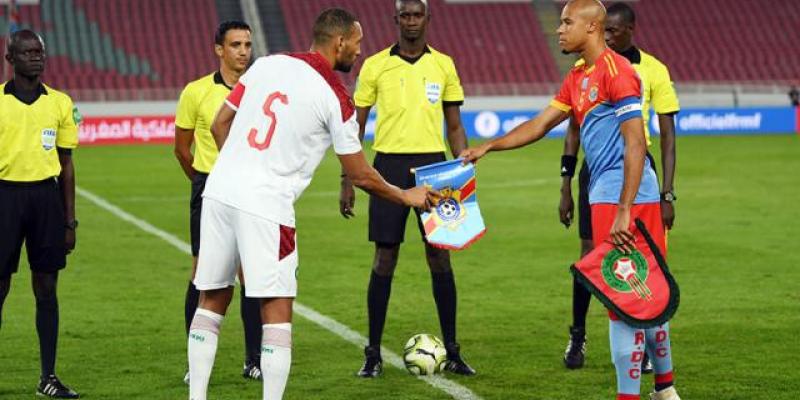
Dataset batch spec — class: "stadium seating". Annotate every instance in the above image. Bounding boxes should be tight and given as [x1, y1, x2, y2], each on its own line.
[3, 0, 797, 100]
[3, 0, 219, 100]
[631, 0, 800, 83]
[278, 0, 561, 94]
[74, 0, 220, 95]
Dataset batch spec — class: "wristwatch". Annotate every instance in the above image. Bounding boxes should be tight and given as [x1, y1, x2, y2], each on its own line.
[660, 191, 677, 203]
[65, 220, 79, 230]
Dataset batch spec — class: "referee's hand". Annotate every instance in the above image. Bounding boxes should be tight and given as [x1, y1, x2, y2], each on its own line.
[65, 229, 76, 254]
[339, 177, 356, 219]
[559, 190, 574, 228]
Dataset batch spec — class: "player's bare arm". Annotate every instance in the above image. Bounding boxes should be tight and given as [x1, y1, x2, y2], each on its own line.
[339, 106, 371, 218]
[460, 106, 569, 163]
[58, 150, 76, 253]
[444, 104, 468, 158]
[559, 117, 580, 228]
[658, 112, 677, 229]
[610, 116, 647, 253]
[211, 103, 236, 150]
[338, 151, 438, 209]
[174, 127, 196, 180]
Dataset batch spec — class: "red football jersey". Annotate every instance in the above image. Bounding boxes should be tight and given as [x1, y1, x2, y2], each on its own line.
[551, 48, 642, 126]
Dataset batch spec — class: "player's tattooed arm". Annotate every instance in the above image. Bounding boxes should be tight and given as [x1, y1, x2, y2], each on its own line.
[338, 106, 371, 218]
[338, 151, 438, 209]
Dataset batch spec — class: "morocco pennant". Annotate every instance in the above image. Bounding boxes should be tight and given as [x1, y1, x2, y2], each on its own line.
[571, 219, 680, 328]
[414, 159, 486, 250]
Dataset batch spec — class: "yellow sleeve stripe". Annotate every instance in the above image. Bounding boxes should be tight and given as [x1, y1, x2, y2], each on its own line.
[610, 55, 619, 76]
[550, 100, 571, 112]
[604, 54, 618, 77]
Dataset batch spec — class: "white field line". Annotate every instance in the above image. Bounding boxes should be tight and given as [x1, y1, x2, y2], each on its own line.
[76, 186, 483, 400]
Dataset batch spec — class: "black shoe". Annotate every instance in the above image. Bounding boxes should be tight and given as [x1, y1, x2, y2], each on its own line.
[36, 375, 79, 399]
[356, 346, 383, 378]
[642, 353, 654, 374]
[242, 359, 263, 381]
[564, 325, 586, 369]
[443, 342, 476, 376]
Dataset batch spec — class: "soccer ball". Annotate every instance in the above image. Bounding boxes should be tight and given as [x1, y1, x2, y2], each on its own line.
[403, 333, 447, 375]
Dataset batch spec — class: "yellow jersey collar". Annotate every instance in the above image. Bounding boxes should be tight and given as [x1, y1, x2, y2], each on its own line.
[389, 43, 431, 65]
[618, 46, 641, 65]
[3, 79, 48, 105]
[213, 71, 233, 90]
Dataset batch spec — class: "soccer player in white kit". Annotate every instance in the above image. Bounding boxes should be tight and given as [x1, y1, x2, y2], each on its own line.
[186, 8, 438, 400]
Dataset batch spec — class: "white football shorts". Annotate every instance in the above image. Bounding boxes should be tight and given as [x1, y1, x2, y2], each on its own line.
[194, 197, 298, 298]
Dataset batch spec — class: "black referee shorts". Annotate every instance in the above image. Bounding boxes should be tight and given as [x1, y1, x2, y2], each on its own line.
[577, 153, 658, 241]
[0, 179, 66, 279]
[368, 152, 446, 245]
[190, 172, 209, 257]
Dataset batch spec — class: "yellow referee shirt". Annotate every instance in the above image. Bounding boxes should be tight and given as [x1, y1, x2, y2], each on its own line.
[634, 49, 680, 145]
[574, 48, 679, 145]
[0, 81, 79, 182]
[354, 45, 465, 154]
[175, 71, 232, 173]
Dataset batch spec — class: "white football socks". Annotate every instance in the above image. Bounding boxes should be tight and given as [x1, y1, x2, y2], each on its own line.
[188, 308, 224, 400]
[261, 323, 292, 400]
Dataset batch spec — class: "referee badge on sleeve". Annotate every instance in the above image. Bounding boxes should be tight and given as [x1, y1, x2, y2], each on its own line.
[72, 106, 83, 125]
[41, 129, 57, 151]
[425, 81, 441, 104]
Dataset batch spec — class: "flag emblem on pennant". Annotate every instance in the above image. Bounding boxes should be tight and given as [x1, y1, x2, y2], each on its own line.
[424, 178, 477, 233]
[602, 250, 652, 301]
[415, 160, 485, 250]
[436, 195, 463, 222]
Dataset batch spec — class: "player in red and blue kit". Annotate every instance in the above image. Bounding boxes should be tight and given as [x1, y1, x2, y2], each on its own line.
[460, 1, 681, 399]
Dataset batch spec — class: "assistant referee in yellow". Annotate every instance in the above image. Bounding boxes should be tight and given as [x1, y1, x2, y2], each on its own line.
[339, 0, 475, 378]
[173, 20, 263, 382]
[0, 30, 80, 398]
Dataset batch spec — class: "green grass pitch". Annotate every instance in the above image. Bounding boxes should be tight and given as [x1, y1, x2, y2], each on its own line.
[1, 135, 798, 399]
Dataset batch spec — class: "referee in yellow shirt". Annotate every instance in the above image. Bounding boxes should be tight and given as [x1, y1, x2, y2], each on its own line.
[0, 30, 80, 398]
[173, 20, 263, 382]
[340, 0, 475, 378]
[558, 2, 680, 371]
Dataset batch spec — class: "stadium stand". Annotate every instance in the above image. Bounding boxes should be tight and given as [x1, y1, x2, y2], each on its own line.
[279, 0, 561, 94]
[215, 0, 246, 26]
[70, 0, 219, 97]
[2, 0, 797, 100]
[257, 0, 292, 55]
[630, 0, 800, 83]
[2, 0, 220, 100]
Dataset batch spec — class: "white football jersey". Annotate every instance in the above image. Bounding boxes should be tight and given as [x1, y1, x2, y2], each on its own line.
[203, 53, 362, 227]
